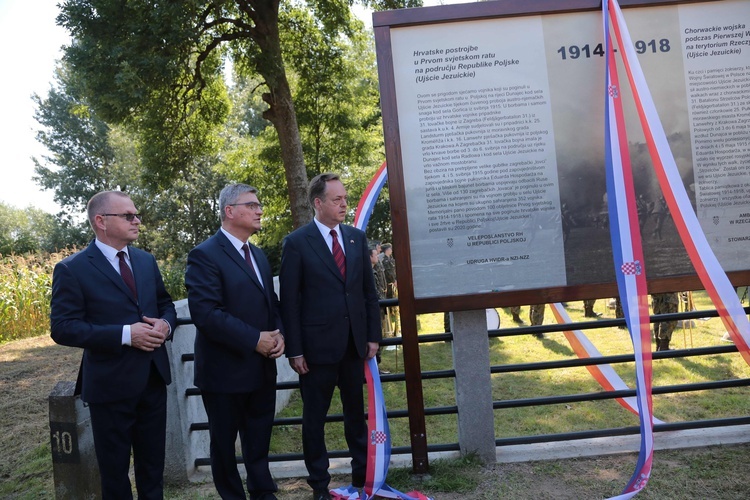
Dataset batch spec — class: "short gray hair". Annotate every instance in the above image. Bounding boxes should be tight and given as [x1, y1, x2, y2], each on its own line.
[86, 191, 130, 229]
[219, 184, 258, 221]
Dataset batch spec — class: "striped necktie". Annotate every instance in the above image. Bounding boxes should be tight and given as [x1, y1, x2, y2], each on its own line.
[330, 229, 346, 278]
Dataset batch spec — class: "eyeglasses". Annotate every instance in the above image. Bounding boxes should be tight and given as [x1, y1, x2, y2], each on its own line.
[229, 201, 263, 211]
[101, 213, 142, 222]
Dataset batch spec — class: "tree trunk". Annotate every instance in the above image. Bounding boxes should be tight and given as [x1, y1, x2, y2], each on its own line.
[252, 0, 312, 229]
[264, 85, 311, 229]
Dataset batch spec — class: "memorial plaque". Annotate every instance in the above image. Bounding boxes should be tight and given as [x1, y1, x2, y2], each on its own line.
[375, 0, 750, 308]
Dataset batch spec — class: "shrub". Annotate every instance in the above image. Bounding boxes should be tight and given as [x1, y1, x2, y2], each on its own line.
[0, 252, 70, 343]
[159, 257, 188, 301]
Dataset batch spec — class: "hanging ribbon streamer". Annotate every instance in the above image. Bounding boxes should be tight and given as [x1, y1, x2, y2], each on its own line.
[330, 166, 432, 500]
[604, 0, 750, 491]
[549, 303, 663, 424]
[330, 359, 434, 500]
[354, 161, 388, 231]
[602, 1, 655, 497]
[607, 0, 750, 362]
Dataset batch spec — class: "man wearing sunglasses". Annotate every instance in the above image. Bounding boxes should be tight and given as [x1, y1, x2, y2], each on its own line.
[185, 183, 284, 500]
[50, 190, 176, 499]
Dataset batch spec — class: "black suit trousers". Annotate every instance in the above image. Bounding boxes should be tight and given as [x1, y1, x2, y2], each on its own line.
[299, 339, 367, 491]
[88, 365, 167, 500]
[201, 385, 278, 499]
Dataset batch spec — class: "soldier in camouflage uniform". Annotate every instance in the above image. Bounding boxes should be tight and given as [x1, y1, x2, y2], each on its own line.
[370, 247, 389, 333]
[507, 304, 542, 335]
[615, 297, 625, 328]
[381, 243, 399, 335]
[370, 248, 387, 302]
[370, 247, 390, 370]
[510, 306, 523, 324]
[583, 299, 599, 318]
[381, 243, 397, 298]
[651, 292, 679, 351]
[530, 303, 545, 339]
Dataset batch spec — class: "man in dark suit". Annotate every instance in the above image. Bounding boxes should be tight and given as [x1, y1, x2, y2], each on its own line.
[50, 191, 176, 499]
[280, 173, 381, 500]
[185, 183, 285, 500]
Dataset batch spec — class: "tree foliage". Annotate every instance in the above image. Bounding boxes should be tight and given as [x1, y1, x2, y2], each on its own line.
[58, 0, 309, 226]
[0, 203, 87, 255]
[33, 0, 417, 263]
[215, 4, 390, 269]
[32, 65, 122, 214]
[33, 60, 230, 262]
[56, 0, 419, 230]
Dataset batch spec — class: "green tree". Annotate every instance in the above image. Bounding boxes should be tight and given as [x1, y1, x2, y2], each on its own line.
[32, 65, 123, 215]
[57, 0, 304, 227]
[0, 203, 86, 255]
[283, 4, 393, 245]
[34, 62, 229, 260]
[56, 0, 420, 230]
[0, 203, 37, 255]
[215, 6, 389, 269]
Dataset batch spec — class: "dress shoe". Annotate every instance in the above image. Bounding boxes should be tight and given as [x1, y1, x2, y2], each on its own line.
[312, 490, 332, 500]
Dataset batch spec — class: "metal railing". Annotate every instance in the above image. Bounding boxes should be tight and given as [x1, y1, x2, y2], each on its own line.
[178, 303, 750, 468]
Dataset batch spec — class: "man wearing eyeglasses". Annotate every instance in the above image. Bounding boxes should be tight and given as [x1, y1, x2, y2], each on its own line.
[280, 173, 381, 500]
[185, 183, 284, 500]
[50, 191, 176, 499]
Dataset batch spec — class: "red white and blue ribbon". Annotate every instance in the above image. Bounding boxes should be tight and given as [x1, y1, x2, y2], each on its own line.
[330, 359, 433, 500]
[331, 166, 432, 499]
[603, 1, 654, 497]
[608, 0, 750, 363]
[549, 303, 663, 424]
[354, 161, 388, 231]
[363, 356, 391, 498]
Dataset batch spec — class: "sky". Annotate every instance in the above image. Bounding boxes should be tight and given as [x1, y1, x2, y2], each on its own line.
[0, 0, 69, 213]
[0, 0, 458, 214]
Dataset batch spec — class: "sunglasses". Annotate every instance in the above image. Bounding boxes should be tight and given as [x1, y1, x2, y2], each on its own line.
[101, 213, 142, 222]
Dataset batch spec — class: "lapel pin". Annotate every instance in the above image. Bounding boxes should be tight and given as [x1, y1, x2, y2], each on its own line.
[350, 240, 354, 244]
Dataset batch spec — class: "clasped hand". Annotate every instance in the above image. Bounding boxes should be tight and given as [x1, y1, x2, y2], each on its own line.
[256, 329, 285, 359]
[130, 316, 169, 352]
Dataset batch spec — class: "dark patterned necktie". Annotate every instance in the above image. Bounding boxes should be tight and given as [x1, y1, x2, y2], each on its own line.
[330, 229, 346, 278]
[117, 251, 137, 299]
[241, 243, 261, 286]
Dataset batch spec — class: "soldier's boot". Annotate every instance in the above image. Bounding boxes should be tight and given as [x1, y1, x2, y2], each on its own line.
[658, 339, 671, 351]
[510, 306, 523, 324]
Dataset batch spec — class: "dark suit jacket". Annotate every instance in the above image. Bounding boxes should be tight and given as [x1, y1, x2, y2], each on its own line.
[50, 241, 176, 404]
[280, 222, 381, 364]
[185, 230, 281, 393]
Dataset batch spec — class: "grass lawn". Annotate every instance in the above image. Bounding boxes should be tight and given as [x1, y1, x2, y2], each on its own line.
[2, 289, 749, 498]
[271, 290, 750, 453]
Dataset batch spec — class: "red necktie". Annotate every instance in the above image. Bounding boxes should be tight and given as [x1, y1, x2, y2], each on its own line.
[330, 229, 346, 278]
[117, 251, 137, 299]
[242, 243, 261, 286]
